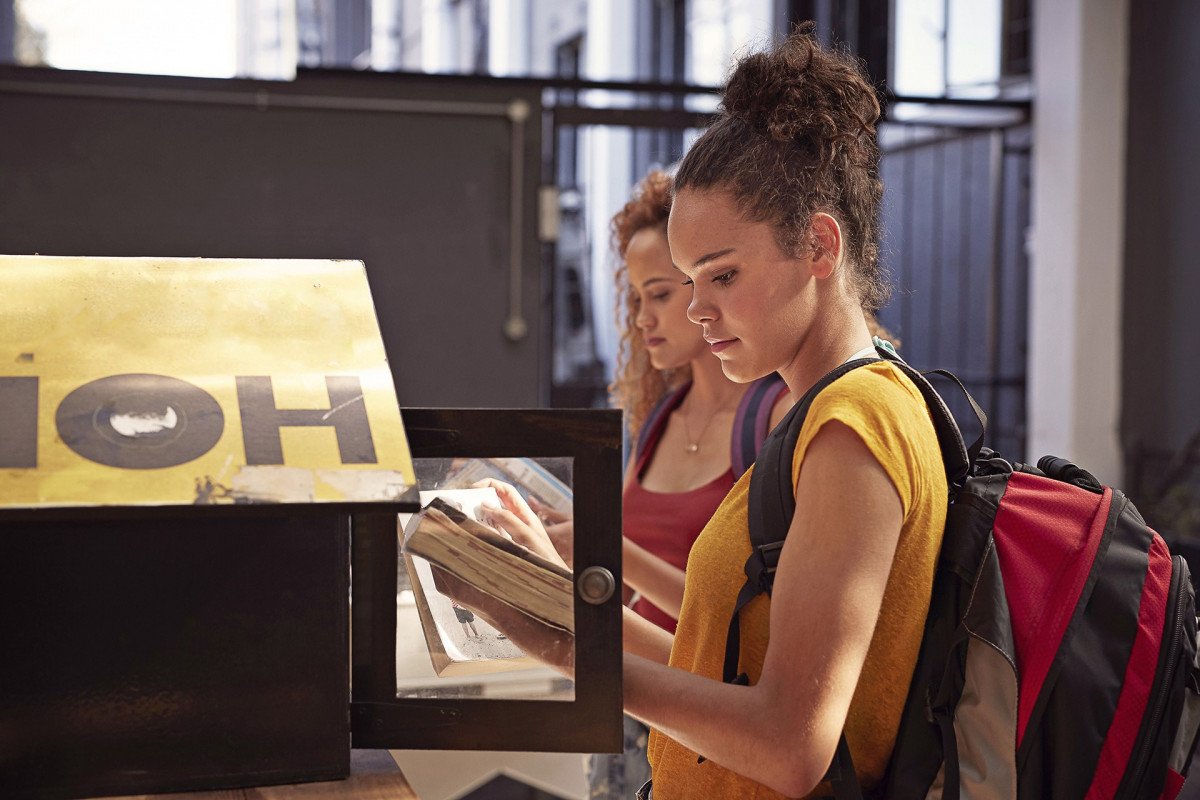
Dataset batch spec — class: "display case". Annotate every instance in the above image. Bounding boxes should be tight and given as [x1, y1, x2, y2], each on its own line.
[352, 408, 624, 754]
[0, 256, 624, 799]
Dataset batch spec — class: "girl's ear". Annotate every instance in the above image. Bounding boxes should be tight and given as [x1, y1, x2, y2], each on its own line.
[808, 212, 843, 280]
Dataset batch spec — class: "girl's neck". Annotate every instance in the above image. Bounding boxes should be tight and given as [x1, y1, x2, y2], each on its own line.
[778, 301, 874, 397]
[684, 351, 747, 413]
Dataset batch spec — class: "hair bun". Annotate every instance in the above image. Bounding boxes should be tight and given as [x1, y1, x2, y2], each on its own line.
[722, 25, 880, 151]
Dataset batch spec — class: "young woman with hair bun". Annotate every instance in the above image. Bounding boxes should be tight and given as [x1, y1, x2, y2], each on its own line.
[608, 27, 947, 798]
[456, 26, 933, 799]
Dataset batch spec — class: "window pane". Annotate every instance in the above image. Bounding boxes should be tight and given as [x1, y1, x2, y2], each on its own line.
[893, 0, 946, 97]
[947, 0, 1001, 95]
[16, 0, 239, 78]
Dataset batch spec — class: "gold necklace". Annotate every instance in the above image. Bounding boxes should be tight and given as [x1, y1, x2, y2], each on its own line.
[680, 401, 722, 454]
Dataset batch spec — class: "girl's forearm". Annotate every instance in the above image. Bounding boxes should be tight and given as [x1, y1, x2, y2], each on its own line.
[622, 536, 687, 620]
[623, 653, 826, 797]
[622, 605, 674, 664]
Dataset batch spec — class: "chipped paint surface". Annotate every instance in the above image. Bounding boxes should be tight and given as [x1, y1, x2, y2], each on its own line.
[191, 467, 415, 505]
[109, 406, 179, 437]
[316, 469, 414, 501]
[230, 466, 316, 504]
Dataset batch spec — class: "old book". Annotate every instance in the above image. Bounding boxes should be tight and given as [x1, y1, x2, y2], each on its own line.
[400, 490, 574, 678]
[404, 498, 574, 632]
[402, 541, 541, 678]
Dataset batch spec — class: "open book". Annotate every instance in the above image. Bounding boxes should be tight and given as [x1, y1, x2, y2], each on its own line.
[400, 489, 574, 677]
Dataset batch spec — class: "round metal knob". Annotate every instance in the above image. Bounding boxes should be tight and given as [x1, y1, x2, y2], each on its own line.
[577, 566, 616, 605]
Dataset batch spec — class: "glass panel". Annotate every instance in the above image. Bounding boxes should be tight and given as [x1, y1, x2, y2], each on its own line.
[395, 456, 575, 701]
[14, 0, 242, 77]
[947, 0, 1001, 96]
[893, 0, 947, 97]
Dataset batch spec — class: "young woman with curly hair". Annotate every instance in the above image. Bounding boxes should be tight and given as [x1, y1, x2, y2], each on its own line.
[606, 169, 790, 634]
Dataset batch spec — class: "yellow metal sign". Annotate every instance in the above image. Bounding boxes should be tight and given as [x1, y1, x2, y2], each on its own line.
[0, 256, 415, 509]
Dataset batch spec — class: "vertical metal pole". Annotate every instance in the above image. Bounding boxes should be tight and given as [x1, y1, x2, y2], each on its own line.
[901, 126, 914, 346]
[1015, 143, 1031, 460]
[931, 136, 945, 364]
[505, 98, 530, 342]
[986, 129, 1007, 446]
[541, 100, 560, 408]
[958, 134, 972, 370]
[0, 1, 15, 64]
[942, 0, 952, 93]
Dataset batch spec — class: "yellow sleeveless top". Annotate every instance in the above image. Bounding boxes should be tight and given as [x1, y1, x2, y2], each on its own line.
[646, 361, 948, 799]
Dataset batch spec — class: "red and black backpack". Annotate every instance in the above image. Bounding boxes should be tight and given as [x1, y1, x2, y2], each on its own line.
[729, 347, 1200, 799]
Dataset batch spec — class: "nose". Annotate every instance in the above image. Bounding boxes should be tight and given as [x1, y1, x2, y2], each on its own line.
[635, 301, 654, 330]
[687, 285, 715, 325]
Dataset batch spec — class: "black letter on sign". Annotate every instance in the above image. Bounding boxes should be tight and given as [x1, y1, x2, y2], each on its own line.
[56, 374, 225, 469]
[0, 377, 38, 468]
[236, 376, 377, 466]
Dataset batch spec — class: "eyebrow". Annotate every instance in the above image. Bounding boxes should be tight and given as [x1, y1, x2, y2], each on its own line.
[640, 277, 673, 288]
[693, 248, 736, 269]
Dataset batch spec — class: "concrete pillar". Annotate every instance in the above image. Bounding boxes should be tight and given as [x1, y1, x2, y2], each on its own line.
[1028, 0, 1129, 483]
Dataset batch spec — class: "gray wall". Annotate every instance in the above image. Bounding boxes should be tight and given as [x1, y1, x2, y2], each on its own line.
[876, 125, 1031, 461]
[0, 67, 545, 409]
[1122, 2, 1200, 455]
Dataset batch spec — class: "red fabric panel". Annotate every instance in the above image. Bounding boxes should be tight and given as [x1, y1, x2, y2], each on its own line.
[1161, 768, 1185, 800]
[1085, 533, 1172, 799]
[623, 468, 734, 633]
[991, 472, 1113, 744]
[628, 382, 737, 632]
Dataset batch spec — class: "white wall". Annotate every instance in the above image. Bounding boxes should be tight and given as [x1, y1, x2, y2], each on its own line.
[1028, 0, 1129, 483]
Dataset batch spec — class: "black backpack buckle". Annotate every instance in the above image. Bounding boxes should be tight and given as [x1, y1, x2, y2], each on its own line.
[757, 541, 784, 592]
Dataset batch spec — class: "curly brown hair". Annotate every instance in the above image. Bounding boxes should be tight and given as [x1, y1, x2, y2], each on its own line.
[674, 23, 889, 311]
[608, 169, 685, 440]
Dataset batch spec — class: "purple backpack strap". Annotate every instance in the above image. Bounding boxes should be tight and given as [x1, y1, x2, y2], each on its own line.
[633, 382, 691, 477]
[730, 373, 789, 477]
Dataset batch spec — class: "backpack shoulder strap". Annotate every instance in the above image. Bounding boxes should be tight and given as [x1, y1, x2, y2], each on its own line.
[730, 373, 790, 478]
[874, 351, 983, 494]
[632, 382, 690, 478]
[746, 360, 879, 598]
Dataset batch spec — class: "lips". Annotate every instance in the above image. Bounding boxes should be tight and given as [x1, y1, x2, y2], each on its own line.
[704, 335, 737, 354]
[645, 337, 666, 348]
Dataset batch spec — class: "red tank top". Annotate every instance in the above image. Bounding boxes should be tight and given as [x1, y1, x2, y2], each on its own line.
[623, 385, 736, 633]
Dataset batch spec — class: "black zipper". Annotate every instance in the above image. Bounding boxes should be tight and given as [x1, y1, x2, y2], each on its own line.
[1127, 555, 1188, 791]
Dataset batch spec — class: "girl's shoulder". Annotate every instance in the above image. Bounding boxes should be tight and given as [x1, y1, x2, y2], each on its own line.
[793, 360, 946, 509]
[810, 360, 925, 416]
